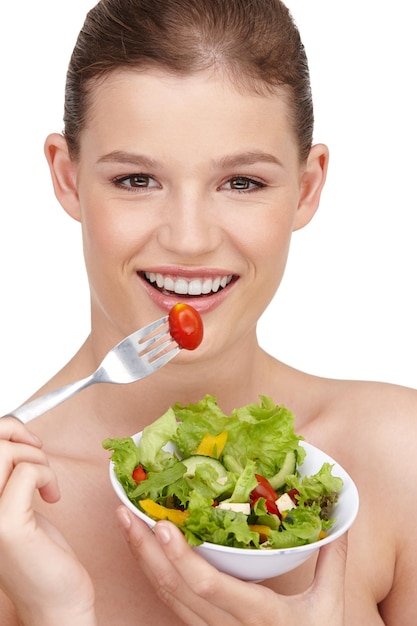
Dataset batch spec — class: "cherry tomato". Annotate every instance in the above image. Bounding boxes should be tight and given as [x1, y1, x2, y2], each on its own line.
[168, 303, 203, 350]
[251, 474, 278, 502]
[287, 488, 300, 504]
[263, 498, 280, 516]
[250, 474, 280, 516]
[132, 465, 147, 484]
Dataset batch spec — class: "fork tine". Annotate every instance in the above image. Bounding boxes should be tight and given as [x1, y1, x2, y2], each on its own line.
[130, 315, 169, 342]
[148, 345, 181, 370]
[143, 337, 177, 362]
[138, 324, 171, 351]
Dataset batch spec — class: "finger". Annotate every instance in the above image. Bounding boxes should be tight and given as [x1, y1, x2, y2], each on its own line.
[116, 507, 204, 624]
[0, 441, 51, 496]
[0, 462, 60, 527]
[0, 417, 42, 446]
[117, 507, 235, 626]
[152, 520, 272, 623]
[312, 532, 348, 607]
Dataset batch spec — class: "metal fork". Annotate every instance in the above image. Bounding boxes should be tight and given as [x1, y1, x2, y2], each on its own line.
[4, 315, 180, 424]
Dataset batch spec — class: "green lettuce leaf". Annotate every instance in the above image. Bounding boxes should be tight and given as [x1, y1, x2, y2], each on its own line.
[138, 406, 179, 471]
[286, 462, 343, 510]
[265, 508, 323, 549]
[172, 395, 229, 457]
[102, 436, 141, 491]
[183, 492, 261, 548]
[130, 462, 186, 502]
[223, 396, 305, 477]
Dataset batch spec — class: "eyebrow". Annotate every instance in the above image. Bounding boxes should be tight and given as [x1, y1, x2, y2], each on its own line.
[97, 150, 284, 170]
[215, 151, 284, 170]
[97, 151, 160, 169]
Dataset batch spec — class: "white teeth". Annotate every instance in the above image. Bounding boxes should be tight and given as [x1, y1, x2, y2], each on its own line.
[202, 279, 212, 294]
[189, 279, 203, 296]
[212, 277, 221, 292]
[144, 272, 233, 296]
[164, 276, 175, 291]
[174, 278, 189, 295]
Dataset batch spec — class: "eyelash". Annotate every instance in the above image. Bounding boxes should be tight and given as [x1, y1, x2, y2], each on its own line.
[112, 174, 158, 191]
[111, 174, 267, 193]
[222, 176, 267, 193]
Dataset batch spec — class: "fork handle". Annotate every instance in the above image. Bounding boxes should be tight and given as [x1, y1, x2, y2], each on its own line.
[3, 374, 94, 424]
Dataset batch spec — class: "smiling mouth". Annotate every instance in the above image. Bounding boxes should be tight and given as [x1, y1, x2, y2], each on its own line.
[142, 271, 235, 297]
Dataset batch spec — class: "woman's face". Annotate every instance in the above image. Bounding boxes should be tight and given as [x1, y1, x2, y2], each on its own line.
[50, 69, 326, 356]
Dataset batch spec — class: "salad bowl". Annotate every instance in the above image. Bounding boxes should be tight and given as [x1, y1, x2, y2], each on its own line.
[109, 434, 359, 582]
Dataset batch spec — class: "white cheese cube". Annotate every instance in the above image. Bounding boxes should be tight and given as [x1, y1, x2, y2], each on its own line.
[217, 502, 250, 515]
[276, 492, 297, 513]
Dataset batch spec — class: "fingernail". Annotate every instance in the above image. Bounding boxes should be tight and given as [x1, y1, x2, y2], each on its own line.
[117, 506, 132, 538]
[155, 522, 171, 545]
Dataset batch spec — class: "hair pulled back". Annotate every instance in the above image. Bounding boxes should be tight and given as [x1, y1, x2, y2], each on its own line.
[64, 0, 314, 161]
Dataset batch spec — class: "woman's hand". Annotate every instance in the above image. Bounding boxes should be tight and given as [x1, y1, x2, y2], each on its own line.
[0, 418, 96, 626]
[117, 504, 347, 626]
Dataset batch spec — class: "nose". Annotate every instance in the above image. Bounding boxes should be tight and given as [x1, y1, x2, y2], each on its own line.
[157, 188, 222, 258]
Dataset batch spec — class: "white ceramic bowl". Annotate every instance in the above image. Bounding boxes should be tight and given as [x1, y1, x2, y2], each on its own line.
[109, 435, 359, 581]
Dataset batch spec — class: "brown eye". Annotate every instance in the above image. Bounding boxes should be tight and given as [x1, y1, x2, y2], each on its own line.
[113, 174, 160, 189]
[222, 176, 266, 192]
[126, 175, 151, 187]
[230, 177, 251, 190]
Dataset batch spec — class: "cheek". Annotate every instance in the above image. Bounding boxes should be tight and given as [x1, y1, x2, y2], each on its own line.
[80, 204, 143, 268]
[239, 206, 296, 314]
[240, 207, 295, 268]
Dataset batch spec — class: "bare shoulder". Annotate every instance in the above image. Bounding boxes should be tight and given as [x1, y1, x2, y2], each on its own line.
[340, 380, 417, 623]
[334, 377, 417, 417]
[325, 377, 417, 492]
[302, 376, 417, 451]
[328, 379, 417, 487]
[298, 377, 417, 485]
[269, 359, 417, 468]
[303, 378, 417, 623]
[333, 378, 416, 442]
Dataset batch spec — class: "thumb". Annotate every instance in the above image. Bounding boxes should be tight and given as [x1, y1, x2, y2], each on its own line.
[313, 532, 348, 595]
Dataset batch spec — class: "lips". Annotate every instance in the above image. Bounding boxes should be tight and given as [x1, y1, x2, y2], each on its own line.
[143, 271, 234, 297]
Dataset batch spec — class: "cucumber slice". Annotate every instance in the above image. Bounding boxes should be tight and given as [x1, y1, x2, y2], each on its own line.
[268, 451, 296, 490]
[182, 455, 228, 480]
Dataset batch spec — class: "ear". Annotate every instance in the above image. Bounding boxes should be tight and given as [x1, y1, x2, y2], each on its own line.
[44, 133, 81, 222]
[293, 143, 329, 231]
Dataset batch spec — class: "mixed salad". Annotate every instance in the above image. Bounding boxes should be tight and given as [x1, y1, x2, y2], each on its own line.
[103, 395, 343, 550]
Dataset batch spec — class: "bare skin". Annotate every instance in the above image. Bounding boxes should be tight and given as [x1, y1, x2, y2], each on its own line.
[1, 70, 416, 624]
[1, 350, 416, 625]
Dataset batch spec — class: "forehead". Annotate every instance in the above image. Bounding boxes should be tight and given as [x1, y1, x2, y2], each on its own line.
[81, 68, 297, 161]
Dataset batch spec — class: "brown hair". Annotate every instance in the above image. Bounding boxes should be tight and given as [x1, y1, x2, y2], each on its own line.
[64, 0, 314, 161]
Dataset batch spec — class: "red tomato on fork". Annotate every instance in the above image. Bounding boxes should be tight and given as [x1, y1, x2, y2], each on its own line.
[168, 303, 204, 350]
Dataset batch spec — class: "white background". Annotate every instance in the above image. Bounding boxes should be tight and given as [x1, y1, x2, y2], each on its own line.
[1, 1, 416, 415]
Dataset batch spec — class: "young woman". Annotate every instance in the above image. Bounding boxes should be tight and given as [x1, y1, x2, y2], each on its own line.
[1, 1, 416, 624]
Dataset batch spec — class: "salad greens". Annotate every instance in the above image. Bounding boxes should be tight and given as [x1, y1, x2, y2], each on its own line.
[103, 395, 343, 549]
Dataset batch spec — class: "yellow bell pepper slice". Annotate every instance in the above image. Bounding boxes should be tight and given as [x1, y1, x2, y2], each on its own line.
[194, 431, 228, 458]
[249, 524, 271, 542]
[139, 499, 190, 526]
